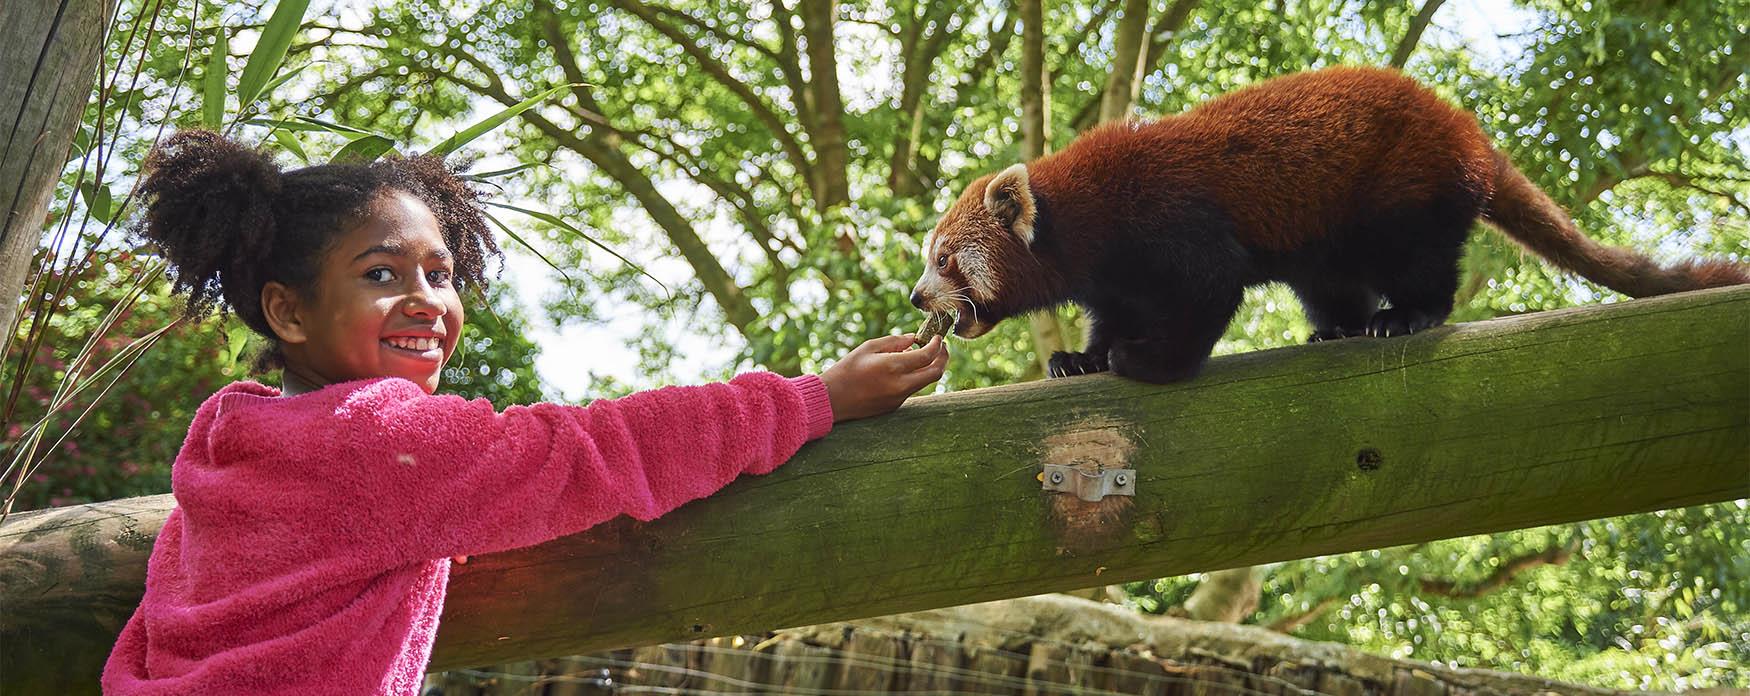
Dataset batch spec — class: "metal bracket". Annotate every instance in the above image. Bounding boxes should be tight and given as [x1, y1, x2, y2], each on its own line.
[1041, 464, 1136, 502]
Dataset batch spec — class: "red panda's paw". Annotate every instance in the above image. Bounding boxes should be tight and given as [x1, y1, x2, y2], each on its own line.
[1365, 307, 1446, 338]
[1308, 327, 1360, 343]
[1047, 350, 1110, 378]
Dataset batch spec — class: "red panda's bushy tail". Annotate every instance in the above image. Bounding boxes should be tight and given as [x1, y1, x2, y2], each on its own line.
[1480, 150, 1749, 298]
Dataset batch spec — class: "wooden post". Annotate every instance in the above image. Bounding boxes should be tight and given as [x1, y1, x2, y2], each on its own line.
[0, 0, 114, 338]
[2, 287, 1747, 693]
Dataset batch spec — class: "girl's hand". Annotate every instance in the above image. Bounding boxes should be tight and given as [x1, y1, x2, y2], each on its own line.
[821, 334, 949, 422]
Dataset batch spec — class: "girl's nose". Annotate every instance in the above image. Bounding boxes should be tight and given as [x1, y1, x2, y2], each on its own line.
[403, 282, 447, 317]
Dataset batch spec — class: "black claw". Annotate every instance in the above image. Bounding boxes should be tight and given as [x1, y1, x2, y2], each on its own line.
[1048, 350, 1110, 378]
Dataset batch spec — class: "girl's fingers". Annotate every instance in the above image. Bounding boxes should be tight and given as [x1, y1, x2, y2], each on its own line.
[888, 336, 943, 371]
[903, 341, 950, 391]
[867, 334, 918, 353]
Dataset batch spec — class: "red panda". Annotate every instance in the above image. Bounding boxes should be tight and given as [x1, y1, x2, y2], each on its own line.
[908, 66, 1748, 384]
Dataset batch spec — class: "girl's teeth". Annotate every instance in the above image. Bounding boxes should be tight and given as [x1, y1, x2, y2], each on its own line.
[388, 338, 438, 351]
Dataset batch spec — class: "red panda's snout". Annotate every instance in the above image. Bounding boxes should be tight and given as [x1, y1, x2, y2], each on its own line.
[910, 164, 1046, 339]
[909, 235, 998, 339]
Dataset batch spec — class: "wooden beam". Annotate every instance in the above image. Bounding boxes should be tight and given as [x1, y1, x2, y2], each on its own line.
[3, 286, 1747, 693]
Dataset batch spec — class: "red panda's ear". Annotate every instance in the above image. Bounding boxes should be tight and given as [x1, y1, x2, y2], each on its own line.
[984, 163, 1036, 245]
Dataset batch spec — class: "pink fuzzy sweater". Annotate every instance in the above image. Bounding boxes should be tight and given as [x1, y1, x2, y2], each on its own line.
[102, 372, 833, 695]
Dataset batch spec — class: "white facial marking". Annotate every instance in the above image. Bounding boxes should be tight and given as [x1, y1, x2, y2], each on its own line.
[958, 246, 998, 302]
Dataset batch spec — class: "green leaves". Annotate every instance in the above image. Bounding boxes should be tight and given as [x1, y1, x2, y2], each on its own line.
[330, 134, 396, 164]
[78, 182, 113, 224]
[271, 130, 308, 163]
[223, 323, 252, 369]
[461, 162, 547, 182]
[426, 84, 578, 157]
[481, 209, 575, 284]
[235, 0, 311, 109]
[202, 27, 228, 129]
[485, 201, 668, 295]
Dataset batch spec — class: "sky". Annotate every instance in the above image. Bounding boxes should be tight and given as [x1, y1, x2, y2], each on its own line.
[507, 0, 1543, 401]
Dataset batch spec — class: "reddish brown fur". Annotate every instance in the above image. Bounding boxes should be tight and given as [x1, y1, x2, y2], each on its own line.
[1031, 68, 1494, 254]
[1483, 152, 1750, 295]
[915, 66, 1748, 383]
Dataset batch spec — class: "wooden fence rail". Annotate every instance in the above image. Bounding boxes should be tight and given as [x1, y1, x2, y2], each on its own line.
[3, 286, 1747, 693]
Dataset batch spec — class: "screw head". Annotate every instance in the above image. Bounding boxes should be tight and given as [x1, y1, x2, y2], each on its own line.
[1048, 470, 1065, 485]
[1114, 473, 1130, 487]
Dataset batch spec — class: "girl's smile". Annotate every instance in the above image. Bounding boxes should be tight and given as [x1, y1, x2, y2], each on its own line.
[263, 190, 465, 395]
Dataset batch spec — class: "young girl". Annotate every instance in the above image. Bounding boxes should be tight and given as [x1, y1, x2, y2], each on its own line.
[100, 130, 949, 694]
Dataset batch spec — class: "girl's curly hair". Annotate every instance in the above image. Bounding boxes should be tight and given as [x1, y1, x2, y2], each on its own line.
[133, 129, 502, 369]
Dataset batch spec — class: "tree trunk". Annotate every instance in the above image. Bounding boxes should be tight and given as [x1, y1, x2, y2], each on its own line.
[798, 0, 849, 208]
[1098, 0, 1151, 123]
[1072, 0, 1200, 133]
[1019, 0, 1068, 373]
[3, 287, 1746, 691]
[1, 0, 114, 347]
[1181, 567, 1263, 623]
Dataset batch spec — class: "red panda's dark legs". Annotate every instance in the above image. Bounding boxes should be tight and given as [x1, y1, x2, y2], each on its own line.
[1107, 287, 1245, 384]
[1047, 313, 1112, 377]
[1366, 225, 1466, 337]
[1291, 280, 1380, 342]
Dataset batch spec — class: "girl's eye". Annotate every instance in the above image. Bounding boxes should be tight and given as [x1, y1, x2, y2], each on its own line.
[427, 270, 453, 286]
[936, 254, 948, 269]
[365, 267, 396, 283]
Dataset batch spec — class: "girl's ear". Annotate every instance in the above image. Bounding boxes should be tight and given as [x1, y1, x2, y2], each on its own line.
[261, 281, 309, 344]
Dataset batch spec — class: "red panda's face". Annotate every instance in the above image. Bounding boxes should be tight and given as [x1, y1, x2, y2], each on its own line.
[910, 165, 1038, 339]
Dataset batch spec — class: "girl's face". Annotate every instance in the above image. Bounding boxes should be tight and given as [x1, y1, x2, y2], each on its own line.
[264, 191, 464, 394]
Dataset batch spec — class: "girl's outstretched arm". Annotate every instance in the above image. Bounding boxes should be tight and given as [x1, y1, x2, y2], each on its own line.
[284, 371, 832, 564]
[186, 335, 941, 566]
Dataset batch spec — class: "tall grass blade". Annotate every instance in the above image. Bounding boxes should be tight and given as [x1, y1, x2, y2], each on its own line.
[235, 0, 311, 108]
[331, 134, 396, 164]
[202, 27, 228, 128]
[486, 201, 667, 295]
[426, 84, 575, 157]
[481, 208, 575, 285]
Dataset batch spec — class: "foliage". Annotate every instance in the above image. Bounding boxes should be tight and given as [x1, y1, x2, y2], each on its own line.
[2, 244, 546, 512]
[2, 0, 550, 512]
[8, 0, 1746, 688]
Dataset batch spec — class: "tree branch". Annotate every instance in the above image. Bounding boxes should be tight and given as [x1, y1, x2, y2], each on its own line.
[1268, 596, 1341, 633]
[915, 4, 1016, 182]
[608, 0, 818, 206]
[1270, 544, 1576, 635]
[1055, 0, 1118, 71]
[887, 2, 966, 196]
[770, 0, 815, 141]
[645, 3, 785, 62]
[1417, 545, 1574, 599]
[1140, 0, 1202, 79]
[408, 63, 772, 361]
[535, 0, 610, 125]
[798, 0, 851, 209]
[1389, 0, 1448, 69]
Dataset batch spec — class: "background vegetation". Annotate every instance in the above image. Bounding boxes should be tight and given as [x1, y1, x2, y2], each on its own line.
[4, 0, 1744, 690]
